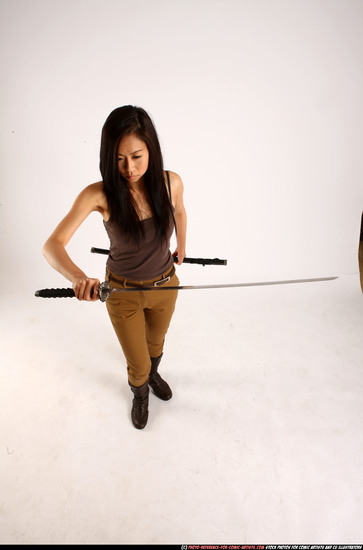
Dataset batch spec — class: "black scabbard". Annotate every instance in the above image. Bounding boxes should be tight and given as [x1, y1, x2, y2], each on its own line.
[90, 247, 227, 266]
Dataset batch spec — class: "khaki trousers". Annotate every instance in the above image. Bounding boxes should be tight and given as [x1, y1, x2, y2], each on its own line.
[105, 267, 179, 387]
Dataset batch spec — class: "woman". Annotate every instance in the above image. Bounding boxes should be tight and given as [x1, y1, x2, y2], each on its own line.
[42, 105, 187, 430]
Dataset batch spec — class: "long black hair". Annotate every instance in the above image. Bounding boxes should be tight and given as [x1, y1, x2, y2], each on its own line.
[100, 105, 173, 245]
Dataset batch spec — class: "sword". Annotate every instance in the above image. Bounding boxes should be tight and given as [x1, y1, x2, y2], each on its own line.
[35, 276, 338, 302]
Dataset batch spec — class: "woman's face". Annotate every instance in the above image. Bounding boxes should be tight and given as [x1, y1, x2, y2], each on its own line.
[117, 134, 149, 185]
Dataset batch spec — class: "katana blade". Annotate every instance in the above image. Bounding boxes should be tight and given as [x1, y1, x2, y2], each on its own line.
[99, 277, 337, 300]
[35, 276, 338, 302]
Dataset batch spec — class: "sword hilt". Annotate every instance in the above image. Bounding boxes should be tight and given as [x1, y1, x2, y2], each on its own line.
[35, 282, 112, 302]
[35, 288, 75, 298]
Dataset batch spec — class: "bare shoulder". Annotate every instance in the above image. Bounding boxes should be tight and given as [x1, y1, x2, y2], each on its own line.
[164, 170, 185, 213]
[83, 181, 106, 203]
[79, 181, 108, 215]
[165, 170, 184, 195]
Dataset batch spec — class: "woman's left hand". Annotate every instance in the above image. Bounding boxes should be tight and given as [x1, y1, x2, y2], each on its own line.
[173, 248, 185, 265]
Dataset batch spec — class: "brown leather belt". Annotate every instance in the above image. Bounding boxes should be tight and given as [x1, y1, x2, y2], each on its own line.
[108, 265, 175, 288]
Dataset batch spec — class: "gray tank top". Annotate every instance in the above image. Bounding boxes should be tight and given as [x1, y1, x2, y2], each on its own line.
[103, 173, 175, 280]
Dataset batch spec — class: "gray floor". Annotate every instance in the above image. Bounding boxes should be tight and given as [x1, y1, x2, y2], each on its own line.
[0, 273, 362, 544]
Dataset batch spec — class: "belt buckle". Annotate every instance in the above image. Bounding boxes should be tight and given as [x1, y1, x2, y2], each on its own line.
[153, 276, 171, 287]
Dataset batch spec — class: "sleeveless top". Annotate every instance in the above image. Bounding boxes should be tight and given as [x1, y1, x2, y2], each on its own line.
[103, 172, 175, 280]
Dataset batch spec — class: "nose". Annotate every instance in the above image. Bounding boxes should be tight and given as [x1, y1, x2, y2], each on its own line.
[124, 158, 135, 175]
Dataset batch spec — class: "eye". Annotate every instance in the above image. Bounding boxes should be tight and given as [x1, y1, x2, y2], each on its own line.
[133, 155, 142, 159]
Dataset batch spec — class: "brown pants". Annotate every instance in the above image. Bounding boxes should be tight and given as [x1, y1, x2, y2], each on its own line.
[105, 267, 179, 387]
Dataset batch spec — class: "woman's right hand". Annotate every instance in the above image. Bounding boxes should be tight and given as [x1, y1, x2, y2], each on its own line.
[72, 277, 100, 301]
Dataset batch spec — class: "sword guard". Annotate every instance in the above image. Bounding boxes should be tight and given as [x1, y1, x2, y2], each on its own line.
[98, 281, 112, 302]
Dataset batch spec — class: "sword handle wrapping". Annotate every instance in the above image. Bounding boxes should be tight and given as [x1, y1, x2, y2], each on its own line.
[35, 285, 108, 301]
[35, 288, 75, 298]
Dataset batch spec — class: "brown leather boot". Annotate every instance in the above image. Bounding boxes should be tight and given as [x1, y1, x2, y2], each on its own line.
[148, 354, 172, 401]
[129, 381, 149, 429]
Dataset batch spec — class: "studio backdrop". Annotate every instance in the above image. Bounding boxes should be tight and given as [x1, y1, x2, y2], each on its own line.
[1, 0, 362, 294]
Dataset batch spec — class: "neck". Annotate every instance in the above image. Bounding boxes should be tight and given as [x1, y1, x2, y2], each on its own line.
[127, 178, 145, 194]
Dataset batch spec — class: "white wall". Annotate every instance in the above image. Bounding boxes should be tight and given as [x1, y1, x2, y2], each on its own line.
[1, 0, 363, 293]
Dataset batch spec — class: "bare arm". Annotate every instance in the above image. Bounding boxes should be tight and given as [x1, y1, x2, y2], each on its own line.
[169, 171, 187, 265]
[42, 183, 105, 301]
